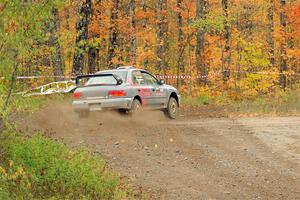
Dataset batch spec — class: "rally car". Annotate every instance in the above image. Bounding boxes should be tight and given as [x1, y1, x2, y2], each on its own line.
[72, 66, 180, 119]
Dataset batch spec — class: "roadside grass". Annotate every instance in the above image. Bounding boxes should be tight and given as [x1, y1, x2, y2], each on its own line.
[0, 131, 131, 199]
[181, 95, 212, 106]
[181, 89, 300, 116]
[232, 89, 300, 116]
[0, 95, 134, 200]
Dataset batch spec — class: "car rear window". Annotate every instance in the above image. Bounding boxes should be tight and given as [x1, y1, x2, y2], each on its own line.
[85, 70, 127, 86]
[98, 70, 127, 82]
[85, 75, 117, 85]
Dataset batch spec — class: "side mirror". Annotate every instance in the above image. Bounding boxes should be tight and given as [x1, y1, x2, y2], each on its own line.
[158, 79, 165, 85]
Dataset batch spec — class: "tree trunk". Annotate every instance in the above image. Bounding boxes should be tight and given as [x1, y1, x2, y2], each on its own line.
[279, 0, 287, 89]
[141, 0, 149, 69]
[195, 0, 205, 85]
[49, 8, 65, 80]
[108, 0, 119, 69]
[221, 0, 231, 83]
[88, 47, 99, 74]
[268, 0, 275, 67]
[156, 0, 168, 75]
[177, 0, 184, 88]
[72, 0, 92, 75]
[99, 38, 107, 71]
[87, 2, 100, 74]
[130, 0, 136, 65]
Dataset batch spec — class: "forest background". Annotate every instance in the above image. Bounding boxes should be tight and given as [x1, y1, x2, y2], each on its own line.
[1, 0, 300, 103]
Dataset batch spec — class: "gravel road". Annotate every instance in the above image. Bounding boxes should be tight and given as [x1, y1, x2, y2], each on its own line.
[22, 102, 300, 200]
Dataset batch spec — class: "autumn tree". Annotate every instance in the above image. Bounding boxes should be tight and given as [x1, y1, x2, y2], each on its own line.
[0, 0, 64, 111]
[130, 0, 137, 65]
[176, 0, 185, 88]
[31, 0, 300, 98]
[222, 0, 231, 82]
[73, 0, 92, 75]
[156, 0, 169, 75]
[108, 0, 119, 68]
[267, 0, 275, 67]
[87, 1, 99, 74]
[279, 0, 288, 89]
[141, 0, 149, 69]
[195, 0, 206, 85]
[49, 8, 65, 80]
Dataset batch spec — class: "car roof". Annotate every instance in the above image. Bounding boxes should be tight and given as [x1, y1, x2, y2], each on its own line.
[95, 69, 128, 74]
[116, 66, 135, 70]
[95, 66, 142, 74]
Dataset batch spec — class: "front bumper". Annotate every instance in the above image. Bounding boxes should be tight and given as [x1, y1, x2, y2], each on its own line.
[73, 97, 133, 112]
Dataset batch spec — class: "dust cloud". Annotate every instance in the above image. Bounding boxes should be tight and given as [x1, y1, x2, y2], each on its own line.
[20, 101, 169, 139]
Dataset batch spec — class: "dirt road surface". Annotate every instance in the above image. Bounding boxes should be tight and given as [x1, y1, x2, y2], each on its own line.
[20, 102, 300, 200]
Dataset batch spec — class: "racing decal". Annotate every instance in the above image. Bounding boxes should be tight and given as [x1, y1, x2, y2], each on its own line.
[155, 88, 165, 96]
[138, 88, 152, 97]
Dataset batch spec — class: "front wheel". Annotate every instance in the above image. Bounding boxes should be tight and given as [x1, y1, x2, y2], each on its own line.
[164, 97, 179, 119]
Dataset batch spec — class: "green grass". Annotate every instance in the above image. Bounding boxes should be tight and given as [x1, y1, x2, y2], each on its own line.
[181, 95, 212, 106]
[0, 132, 132, 199]
[181, 89, 300, 116]
[0, 94, 133, 200]
[232, 90, 300, 116]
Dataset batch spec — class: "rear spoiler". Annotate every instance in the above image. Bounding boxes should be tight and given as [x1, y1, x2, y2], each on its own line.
[75, 74, 123, 87]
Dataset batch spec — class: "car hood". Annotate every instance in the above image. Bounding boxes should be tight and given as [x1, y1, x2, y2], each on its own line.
[164, 84, 178, 92]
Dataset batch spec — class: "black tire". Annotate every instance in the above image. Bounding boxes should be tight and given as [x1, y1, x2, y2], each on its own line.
[118, 109, 128, 115]
[165, 97, 179, 119]
[128, 99, 142, 115]
[78, 111, 89, 118]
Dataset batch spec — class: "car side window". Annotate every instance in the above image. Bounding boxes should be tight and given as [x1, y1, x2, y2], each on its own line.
[132, 70, 146, 85]
[142, 72, 158, 85]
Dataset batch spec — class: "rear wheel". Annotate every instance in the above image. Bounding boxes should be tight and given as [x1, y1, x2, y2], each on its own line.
[118, 109, 128, 115]
[128, 99, 141, 115]
[165, 97, 178, 119]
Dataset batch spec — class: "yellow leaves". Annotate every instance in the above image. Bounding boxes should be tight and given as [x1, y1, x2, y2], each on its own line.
[0, 162, 32, 190]
[0, 166, 6, 174]
[9, 160, 13, 168]
[238, 72, 279, 97]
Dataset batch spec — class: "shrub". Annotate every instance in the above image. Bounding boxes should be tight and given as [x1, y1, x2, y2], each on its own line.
[233, 89, 300, 115]
[0, 133, 129, 199]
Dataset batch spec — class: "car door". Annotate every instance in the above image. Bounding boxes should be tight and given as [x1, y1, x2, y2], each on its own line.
[131, 70, 156, 107]
[141, 71, 167, 108]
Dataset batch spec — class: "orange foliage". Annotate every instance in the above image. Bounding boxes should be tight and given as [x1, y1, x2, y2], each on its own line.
[22, 0, 300, 97]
